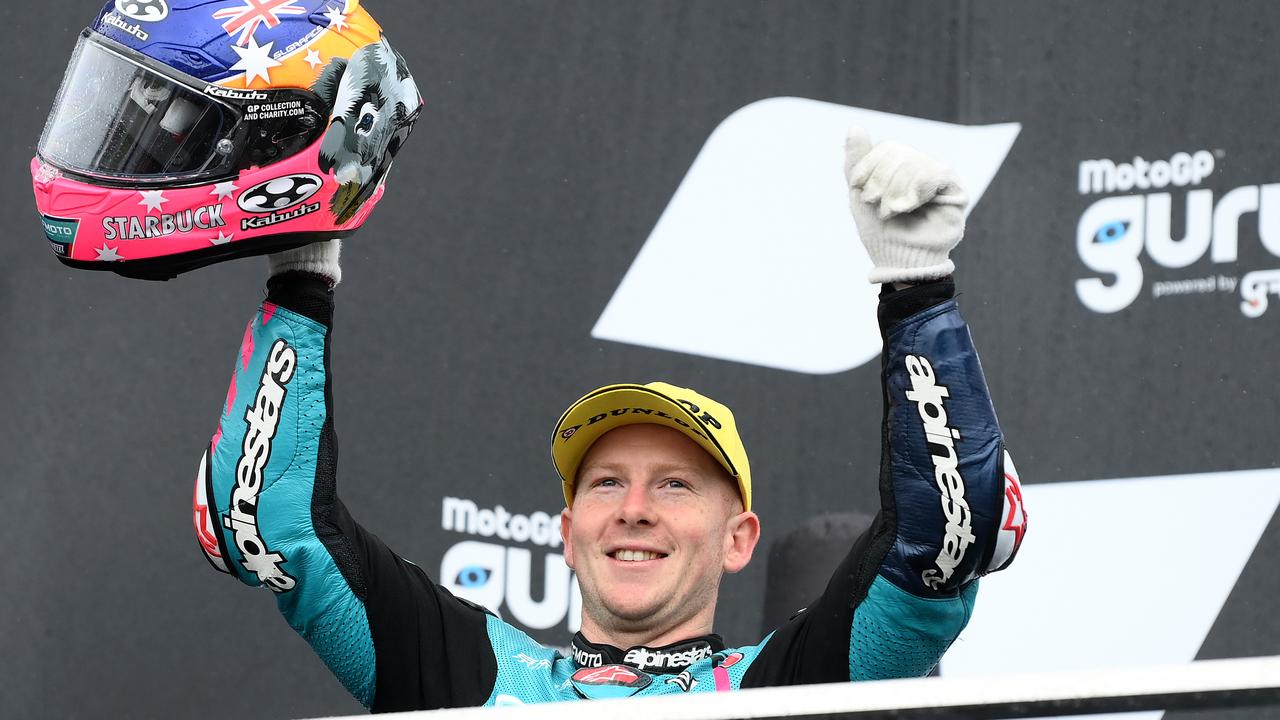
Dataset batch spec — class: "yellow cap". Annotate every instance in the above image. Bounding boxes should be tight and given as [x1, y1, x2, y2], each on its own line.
[550, 382, 751, 510]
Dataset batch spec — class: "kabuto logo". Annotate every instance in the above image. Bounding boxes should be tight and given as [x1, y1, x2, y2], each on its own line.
[1075, 146, 1280, 316]
[238, 174, 324, 213]
[593, 97, 1020, 374]
[204, 85, 269, 101]
[240, 202, 321, 231]
[238, 175, 324, 231]
[115, 0, 168, 22]
[440, 496, 582, 634]
[101, 12, 149, 41]
[223, 338, 298, 593]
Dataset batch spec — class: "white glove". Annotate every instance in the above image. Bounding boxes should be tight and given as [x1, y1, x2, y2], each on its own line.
[844, 127, 969, 284]
[268, 238, 342, 286]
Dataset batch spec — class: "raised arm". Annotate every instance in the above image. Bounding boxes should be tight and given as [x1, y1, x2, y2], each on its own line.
[742, 130, 1026, 688]
[191, 244, 499, 710]
[846, 129, 1027, 678]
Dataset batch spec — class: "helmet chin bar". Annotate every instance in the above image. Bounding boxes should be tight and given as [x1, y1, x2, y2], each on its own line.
[56, 228, 357, 281]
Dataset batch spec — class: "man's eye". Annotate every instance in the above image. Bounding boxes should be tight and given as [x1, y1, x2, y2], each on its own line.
[663, 478, 688, 489]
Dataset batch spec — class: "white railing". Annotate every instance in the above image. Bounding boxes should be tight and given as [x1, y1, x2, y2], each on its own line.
[321, 654, 1280, 719]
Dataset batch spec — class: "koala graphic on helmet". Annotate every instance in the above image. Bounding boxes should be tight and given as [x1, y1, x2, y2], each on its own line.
[313, 36, 420, 224]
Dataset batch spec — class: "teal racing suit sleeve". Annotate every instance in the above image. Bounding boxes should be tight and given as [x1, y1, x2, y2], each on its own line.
[192, 272, 499, 711]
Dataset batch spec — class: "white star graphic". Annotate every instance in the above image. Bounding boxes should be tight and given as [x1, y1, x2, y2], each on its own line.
[138, 190, 168, 213]
[304, 49, 323, 69]
[211, 231, 235, 246]
[95, 245, 123, 261]
[210, 181, 239, 201]
[230, 36, 282, 87]
[323, 6, 348, 31]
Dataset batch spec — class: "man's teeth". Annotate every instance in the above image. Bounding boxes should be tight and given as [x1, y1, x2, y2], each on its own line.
[615, 550, 662, 562]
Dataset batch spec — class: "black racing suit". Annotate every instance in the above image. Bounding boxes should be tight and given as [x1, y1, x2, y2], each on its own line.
[191, 273, 1026, 711]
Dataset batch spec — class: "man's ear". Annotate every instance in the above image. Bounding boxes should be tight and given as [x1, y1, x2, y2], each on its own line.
[560, 508, 576, 570]
[723, 511, 761, 574]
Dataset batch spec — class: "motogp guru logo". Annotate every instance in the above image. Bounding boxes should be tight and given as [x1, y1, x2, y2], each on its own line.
[439, 496, 581, 633]
[1074, 148, 1280, 316]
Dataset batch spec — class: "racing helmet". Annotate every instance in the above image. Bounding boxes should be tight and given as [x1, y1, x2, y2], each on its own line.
[32, 0, 422, 280]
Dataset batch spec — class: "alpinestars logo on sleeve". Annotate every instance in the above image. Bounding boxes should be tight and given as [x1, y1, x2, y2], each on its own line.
[224, 338, 298, 593]
[904, 354, 976, 590]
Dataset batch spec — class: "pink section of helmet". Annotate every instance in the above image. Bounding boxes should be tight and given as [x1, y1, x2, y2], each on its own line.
[30, 134, 378, 264]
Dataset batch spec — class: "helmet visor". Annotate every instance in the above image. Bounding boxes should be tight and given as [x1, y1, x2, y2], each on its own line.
[38, 31, 240, 183]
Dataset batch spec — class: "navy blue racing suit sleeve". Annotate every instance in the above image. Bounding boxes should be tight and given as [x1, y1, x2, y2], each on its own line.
[192, 272, 497, 711]
[742, 278, 1027, 687]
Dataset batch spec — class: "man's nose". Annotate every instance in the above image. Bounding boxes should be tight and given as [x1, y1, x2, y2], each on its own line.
[617, 483, 655, 526]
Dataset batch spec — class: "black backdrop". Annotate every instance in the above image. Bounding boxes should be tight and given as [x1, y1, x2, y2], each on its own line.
[3, 1, 1278, 718]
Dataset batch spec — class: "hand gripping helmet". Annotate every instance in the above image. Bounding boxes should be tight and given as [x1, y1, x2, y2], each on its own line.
[32, 0, 422, 280]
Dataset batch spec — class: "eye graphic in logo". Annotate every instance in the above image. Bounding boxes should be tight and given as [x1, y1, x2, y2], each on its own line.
[1094, 220, 1131, 244]
[114, 0, 169, 21]
[455, 565, 493, 588]
[238, 175, 324, 213]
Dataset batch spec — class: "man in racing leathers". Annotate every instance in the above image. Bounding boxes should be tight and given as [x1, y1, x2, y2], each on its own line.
[193, 128, 1027, 711]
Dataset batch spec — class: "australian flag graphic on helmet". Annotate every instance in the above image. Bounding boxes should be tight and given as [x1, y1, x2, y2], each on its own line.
[32, 0, 423, 279]
[98, 0, 330, 83]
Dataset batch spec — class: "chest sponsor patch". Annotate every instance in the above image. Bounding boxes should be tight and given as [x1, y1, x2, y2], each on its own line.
[570, 664, 652, 700]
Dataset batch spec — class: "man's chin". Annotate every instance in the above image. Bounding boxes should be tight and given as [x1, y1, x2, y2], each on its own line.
[606, 603, 662, 625]
[599, 594, 668, 627]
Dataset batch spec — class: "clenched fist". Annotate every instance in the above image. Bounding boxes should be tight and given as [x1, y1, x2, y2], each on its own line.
[844, 127, 969, 284]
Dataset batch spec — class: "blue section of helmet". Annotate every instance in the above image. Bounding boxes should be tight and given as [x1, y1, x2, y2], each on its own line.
[91, 0, 335, 83]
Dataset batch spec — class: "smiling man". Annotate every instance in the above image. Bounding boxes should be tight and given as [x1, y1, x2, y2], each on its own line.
[194, 128, 1027, 711]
